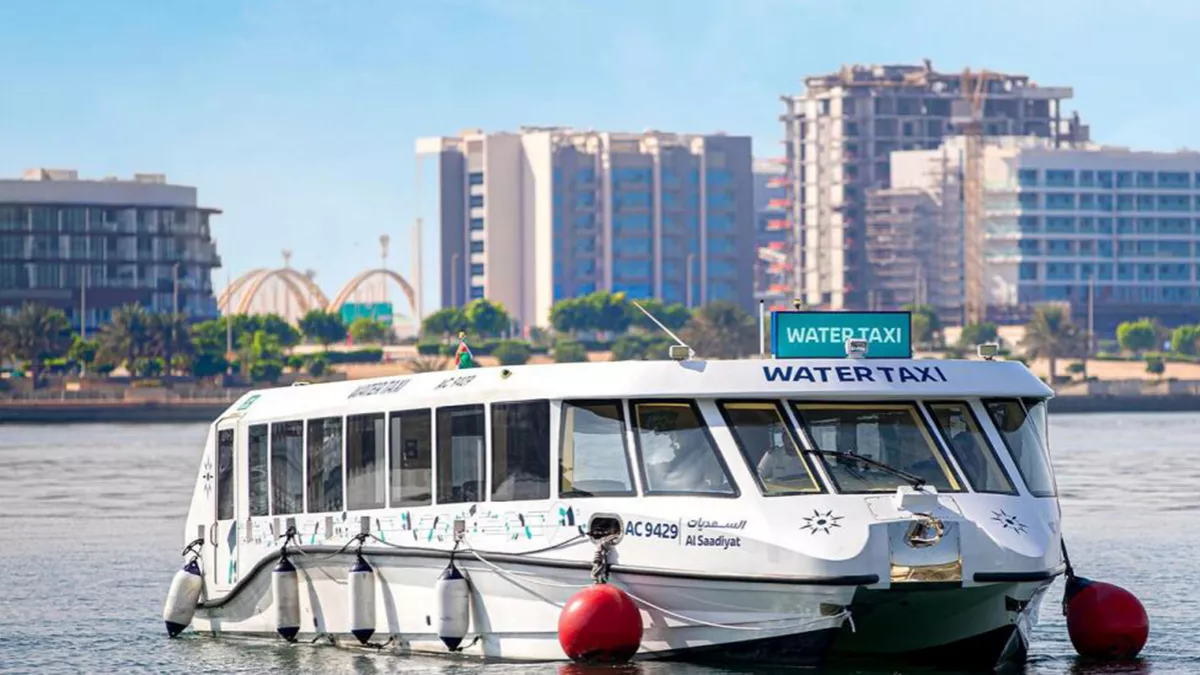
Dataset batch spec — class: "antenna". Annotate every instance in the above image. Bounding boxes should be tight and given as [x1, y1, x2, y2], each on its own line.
[631, 301, 694, 361]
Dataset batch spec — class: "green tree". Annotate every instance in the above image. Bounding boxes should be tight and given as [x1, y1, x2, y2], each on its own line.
[0, 303, 72, 386]
[348, 317, 389, 344]
[958, 322, 999, 348]
[299, 309, 347, 347]
[1117, 319, 1159, 356]
[307, 354, 328, 377]
[422, 307, 470, 336]
[902, 304, 942, 347]
[464, 298, 511, 336]
[553, 339, 588, 363]
[98, 304, 154, 376]
[492, 339, 531, 365]
[1020, 305, 1085, 384]
[589, 291, 632, 334]
[68, 335, 100, 376]
[253, 314, 301, 348]
[239, 329, 285, 383]
[610, 334, 675, 361]
[1169, 325, 1200, 356]
[549, 297, 591, 335]
[628, 298, 690, 332]
[683, 301, 757, 359]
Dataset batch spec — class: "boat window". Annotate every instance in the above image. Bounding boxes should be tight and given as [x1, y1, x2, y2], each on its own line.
[247, 424, 269, 516]
[632, 400, 737, 497]
[437, 405, 485, 504]
[925, 402, 1016, 495]
[347, 413, 386, 511]
[491, 400, 551, 502]
[389, 409, 432, 507]
[270, 421, 304, 515]
[792, 403, 961, 493]
[560, 401, 636, 497]
[984, 399, 1057, 497]
[306, 417, 344, 513]
[216, 428, 234, 520]
[718, 401, 820, 495]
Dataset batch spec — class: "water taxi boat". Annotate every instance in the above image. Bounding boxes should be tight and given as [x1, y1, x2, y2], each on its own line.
[162, 311, 1065, 668]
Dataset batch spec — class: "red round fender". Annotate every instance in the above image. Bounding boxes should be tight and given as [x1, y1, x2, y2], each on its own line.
[558, 584, 643, 664]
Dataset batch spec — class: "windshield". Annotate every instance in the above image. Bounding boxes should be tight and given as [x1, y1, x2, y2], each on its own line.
[984, 398, 1057, 497]
[926, 402, 1016, 494]
[792, 402, 961, 493]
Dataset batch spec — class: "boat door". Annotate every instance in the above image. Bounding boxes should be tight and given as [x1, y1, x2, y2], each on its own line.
[210, 419, 240, 593]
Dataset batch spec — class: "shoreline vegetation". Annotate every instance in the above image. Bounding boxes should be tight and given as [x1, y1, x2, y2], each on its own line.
[2, 295, 1199, 421]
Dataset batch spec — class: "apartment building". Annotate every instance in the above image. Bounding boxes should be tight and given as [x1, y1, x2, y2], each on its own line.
[0, 169, 222, 330]
[415, 128, 755, 330]
[886, 137, 1200, 331]
[752, 159, 788, 301]
[780, 60, 1089, 311]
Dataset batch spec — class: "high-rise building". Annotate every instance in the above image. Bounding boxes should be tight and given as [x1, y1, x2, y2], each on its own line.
[0, 169, 222, 331]
[415, 128, 755, 330]
[780, 60, 1089, 311]
[884, 137, 1200, 332]
[752, 160, 789, 301]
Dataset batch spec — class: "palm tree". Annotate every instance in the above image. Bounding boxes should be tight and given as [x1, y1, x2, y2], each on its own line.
[99, 304, 153, 376]
[2, 303, 72, 387]
[148, 313, 194, 377]
[682, 301, 758, 359]
[406, 354, 450, 373]
[1020, 305, 1085, 385]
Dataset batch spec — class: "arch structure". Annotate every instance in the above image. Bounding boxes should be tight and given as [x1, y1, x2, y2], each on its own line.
[218, 268, 331, 317]
[329, 268, 418, 319]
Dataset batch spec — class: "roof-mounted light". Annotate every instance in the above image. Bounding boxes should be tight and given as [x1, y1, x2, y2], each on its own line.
[845, 338, 869, 359]
[668, 344, 693, 361]
[977, 342, 1000, 361]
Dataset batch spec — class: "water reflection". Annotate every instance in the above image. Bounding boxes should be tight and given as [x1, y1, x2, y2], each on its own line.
[0, 415, 1197, 673]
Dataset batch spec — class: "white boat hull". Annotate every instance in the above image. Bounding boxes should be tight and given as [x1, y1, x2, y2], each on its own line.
[193, 548, 855, 663]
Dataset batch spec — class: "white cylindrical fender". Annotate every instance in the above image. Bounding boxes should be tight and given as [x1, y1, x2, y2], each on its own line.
[273, 556, 301, 642]
[163, 558, 203, 637]
[435, 561, 470, 651]
[348, 555, 376, 645]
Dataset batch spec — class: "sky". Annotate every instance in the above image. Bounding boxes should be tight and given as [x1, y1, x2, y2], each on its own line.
[1, 0, 1197, 313]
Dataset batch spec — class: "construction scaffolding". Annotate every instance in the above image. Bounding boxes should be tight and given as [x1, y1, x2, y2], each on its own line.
[864, 149, 964, 326]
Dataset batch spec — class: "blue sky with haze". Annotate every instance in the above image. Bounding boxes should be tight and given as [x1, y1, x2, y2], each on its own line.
[0, 0, 1193, 310]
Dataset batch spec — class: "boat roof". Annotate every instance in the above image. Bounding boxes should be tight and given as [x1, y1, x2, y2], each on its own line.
[222, 358, 1053, 424]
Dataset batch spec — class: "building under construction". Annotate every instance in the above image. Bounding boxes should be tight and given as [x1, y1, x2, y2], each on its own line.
[779, 59, 1089, 322]
[864, 149, 964, 326]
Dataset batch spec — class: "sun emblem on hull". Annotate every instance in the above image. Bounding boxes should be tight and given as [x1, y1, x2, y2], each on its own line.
[991, 509, 1028, 535]
[801, 509, 843, 535]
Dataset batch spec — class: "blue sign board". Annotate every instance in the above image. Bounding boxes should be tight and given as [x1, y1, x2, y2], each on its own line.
[340, 302, 394, 326]
[771, 311, 912, 359]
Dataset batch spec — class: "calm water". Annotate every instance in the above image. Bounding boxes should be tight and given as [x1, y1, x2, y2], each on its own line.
[1, 414, 1197, 674]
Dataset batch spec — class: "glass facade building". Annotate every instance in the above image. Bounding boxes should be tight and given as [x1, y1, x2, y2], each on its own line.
[0, 169, 222, 330]
[417, 130, 755, 330]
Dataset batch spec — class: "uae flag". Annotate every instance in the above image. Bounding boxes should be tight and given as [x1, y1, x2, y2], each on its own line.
[455, 333, 476, 369]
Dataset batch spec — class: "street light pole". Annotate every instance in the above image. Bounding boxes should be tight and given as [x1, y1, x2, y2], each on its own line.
[451, 252, 460, 308]
[80, 266, 88, 378]
[686, 253, 695, 309]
